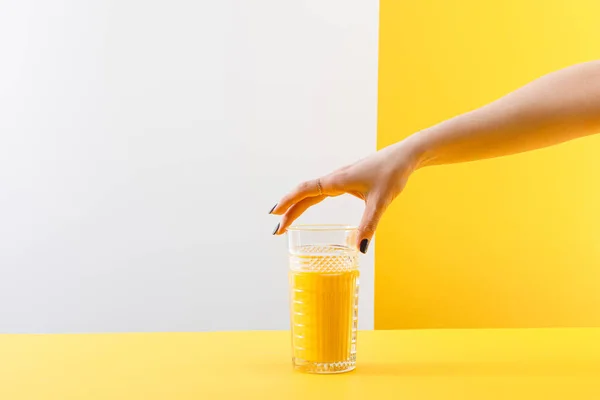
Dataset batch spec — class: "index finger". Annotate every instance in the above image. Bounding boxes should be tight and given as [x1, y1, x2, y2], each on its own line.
[271, 178, 324, 215]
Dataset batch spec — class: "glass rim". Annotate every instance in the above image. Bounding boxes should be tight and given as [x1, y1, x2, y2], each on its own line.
[287, 224, 357, 232]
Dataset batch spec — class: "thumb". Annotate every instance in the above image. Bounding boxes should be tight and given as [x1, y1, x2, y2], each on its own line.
[356, 197, 387, 254]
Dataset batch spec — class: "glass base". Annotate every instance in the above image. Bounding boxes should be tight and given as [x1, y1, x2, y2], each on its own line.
[293, 356, 356, 374]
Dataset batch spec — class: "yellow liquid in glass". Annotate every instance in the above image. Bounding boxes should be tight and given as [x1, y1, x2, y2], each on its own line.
[290, 267, 359, 370]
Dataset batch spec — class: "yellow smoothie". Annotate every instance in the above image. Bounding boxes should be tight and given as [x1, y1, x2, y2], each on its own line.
[290, 268, 359, 364]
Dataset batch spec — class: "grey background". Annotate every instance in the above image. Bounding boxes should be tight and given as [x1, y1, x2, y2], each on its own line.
[0, 0, 379, 332]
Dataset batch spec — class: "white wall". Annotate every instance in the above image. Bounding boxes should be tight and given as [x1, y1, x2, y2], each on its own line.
[0, 0, 379, 333]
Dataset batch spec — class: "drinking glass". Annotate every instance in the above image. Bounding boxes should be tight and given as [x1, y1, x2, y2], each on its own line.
[287, 225, 359, 374]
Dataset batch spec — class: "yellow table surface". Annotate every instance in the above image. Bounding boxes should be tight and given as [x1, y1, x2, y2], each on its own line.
[2, 329, 600, 399]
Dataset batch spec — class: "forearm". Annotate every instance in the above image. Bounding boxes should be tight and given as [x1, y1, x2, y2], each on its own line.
[405, 61, 600, 167]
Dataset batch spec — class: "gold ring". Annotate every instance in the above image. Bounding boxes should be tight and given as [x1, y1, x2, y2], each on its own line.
[317, 179, 323, 196]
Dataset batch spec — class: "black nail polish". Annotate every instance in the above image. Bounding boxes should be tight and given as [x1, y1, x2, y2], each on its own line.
[269, 204, 277, 214]
[272, 223, 280, 235]
[360, 239, 369, 254]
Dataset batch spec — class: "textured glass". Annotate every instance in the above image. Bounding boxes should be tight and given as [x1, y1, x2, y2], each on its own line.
[288, 226, 359, 374]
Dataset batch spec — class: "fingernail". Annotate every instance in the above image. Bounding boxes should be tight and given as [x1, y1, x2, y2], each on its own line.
[269, 204, 277, 214]
[360, 239, 369, 254]
[272, 223, 280, 235]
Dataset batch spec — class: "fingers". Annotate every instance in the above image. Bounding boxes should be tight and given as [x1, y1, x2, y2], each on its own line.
[271, 176, 334, 216]
[273, 195, 326, 235]
[356, 196, 388, 254]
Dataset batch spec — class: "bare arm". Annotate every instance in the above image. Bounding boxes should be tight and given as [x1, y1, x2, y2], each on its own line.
[409, 61, 600, 166]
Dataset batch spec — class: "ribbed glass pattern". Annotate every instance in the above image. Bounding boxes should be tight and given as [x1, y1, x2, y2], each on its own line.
[289, 245, 359, 374]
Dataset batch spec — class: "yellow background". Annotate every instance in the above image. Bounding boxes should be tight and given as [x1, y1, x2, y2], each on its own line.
[376, 0, 600, 329]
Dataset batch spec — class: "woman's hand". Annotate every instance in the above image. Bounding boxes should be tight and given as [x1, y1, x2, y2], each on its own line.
[270, 61, 600, 253]
[270, 139, 423, 253]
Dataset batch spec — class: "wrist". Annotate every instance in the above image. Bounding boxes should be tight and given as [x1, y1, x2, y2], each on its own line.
[390, 131, 432, 171]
